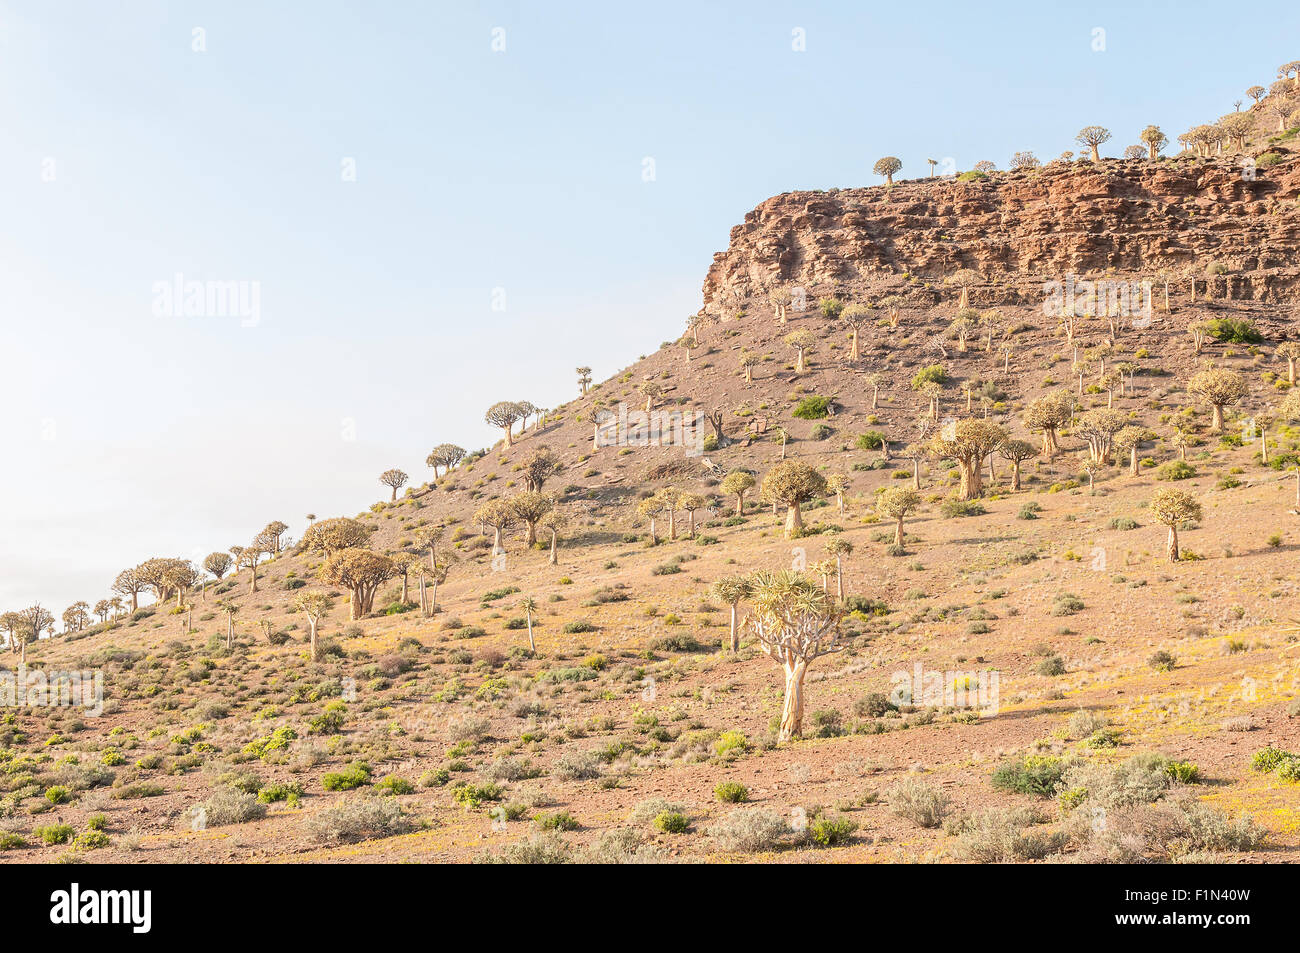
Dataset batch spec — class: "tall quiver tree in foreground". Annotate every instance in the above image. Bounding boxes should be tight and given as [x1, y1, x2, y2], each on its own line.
[744, 571, 842, 741]
[711, 576, 752, 653]
[762, 460, 828, 537]
[379, 469, 408, 501]
[511, 491, 554, 546]
[1151, 487, 1202, 563]
[1188, 368, 1247, 432]
[720, 470, 755, 516]
[294, 591, 333, 662]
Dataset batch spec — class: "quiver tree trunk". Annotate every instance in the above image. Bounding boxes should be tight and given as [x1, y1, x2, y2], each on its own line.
[729, 605, 740, 653]
[778, 660, 808, 742]
[784, 501, 803, 536]
[1166, 526, 1180, 563]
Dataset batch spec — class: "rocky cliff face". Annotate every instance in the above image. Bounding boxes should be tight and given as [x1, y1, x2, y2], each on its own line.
[702, 151, 1300, 315]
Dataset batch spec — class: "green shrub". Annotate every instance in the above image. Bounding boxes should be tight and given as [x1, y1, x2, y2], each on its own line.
[1157, 460, 1196, 481]
[321, 761, 373, 792]
[808, 815, 857, 846]
[653, 810, 690, 834]
[34, 823, 75, 845]
[714, 781, 749, 803]
[792, 396, 832, 419]
[991, 755, 1066, 796]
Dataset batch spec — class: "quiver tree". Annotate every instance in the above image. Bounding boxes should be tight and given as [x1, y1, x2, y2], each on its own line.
[979, 309, 1002, 350]
[1112, 426, 1144, 476]
[62, 602, 90, 633]
[928, 419, 1007, 500]
[880, 295, 903, 328]
[947, 269, 981, 310]
[1248, 85, 1266, 106]
[407, 559, 447, 617]
[517, 597, 539, 653]
[238, 546, 264, 593]
[1281, 61, 1300, 88]
[841, 305, 871, 361]
[1276, 342, 1300, 386]
[864, 372, 884, 409]
[576, 366, 592, 395]
[1188, 320, 1210, 355]
[539, 508, 568, 565]
[510, 491, 554, 546]
[1188, 368, 1247, 432]
[426, 443, 467, 479]
[415, 525, 445, 569]
[677, 493, 705, 538]
[876, 485, 921, 548]
[1140, 124, 1169, 159]
[112, 567, 146, 612]
[320, 548, 394, 620]
[1076, 125, 1112, 161]
[474, 498, 518, 554]
[17, 604, 53, 660]
[873, 156, 902, 185]
[823, 536, 854, 600]
[720, 470, 755, 516]
[768, 286, 791, 324]
[743, 571, 842, 741]
[216, 599, 240, 650]
[1220, 112, 1253, 150]
[485, 400, 524, 446]
[711, 576, 752, 653]
[1150, 487, 1202, 563]
[784, 329, 814, 373]
[636, 494, 665, 542]
[739, 354, 758, 382]
[826, 473, 850, 515]
[300, 517, 372, 557]
[761, 460, 828, 537]
[1075, 409, 1128, 463]
[93, 599, 112, 623]
[640, 380, 663, 412]
[1009, 150, 1040, 170]
[1024, 390, 1073, 454]
[259, 521, 289, 554]
[521, 446, 562, 492]
[997, 439, 1037, 490]
[1077, 452, 1100, 490]
[390, 552, 418, 604]
[294, 591, 333, 662]
[379, 469, 408, 501]
[949, 309, 977, 351]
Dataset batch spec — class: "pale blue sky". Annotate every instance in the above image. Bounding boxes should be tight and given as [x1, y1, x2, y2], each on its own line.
[2, 0, 1296, 612]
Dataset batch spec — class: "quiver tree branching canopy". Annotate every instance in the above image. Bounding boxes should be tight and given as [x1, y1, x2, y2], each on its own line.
[1276, 342, 1300, 385]
[16, 604, 53, 660]
[300, 517, 372, 558]
[762, 460, 828, 537]
[576, 367, 592, 395]
[539, 507, 568, 565]
[743, 570, 842, 742]
[112, 567, 147, 612]
[63, 602, 91, 632]
[1140, 124, 1168, 158]
[319, 548, 394, 620]
[1188, 368, 1247, 432]
[259, 521, 289, 554]
[841, 305, 871, 361]
[379, 468, 408, 501]
[784, 329, 814, 373]
[1074, 409, 1128, 463]
[946, 269, 980, 310]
